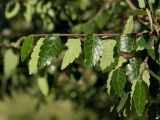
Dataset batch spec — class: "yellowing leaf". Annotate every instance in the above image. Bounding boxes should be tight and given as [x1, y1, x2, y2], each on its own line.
[3, 49, 19, 79]
[100, 39, 116, 71]
[123, 16, 134, 34]
[29, 38, 45, 75]
[142, 70, 150, 87]
[61, 38, 81, 70]
[138, 0, 145, 9]
[37, 77, 49, 96]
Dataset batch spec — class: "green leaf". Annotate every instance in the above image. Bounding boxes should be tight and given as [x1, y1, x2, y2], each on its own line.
[126, 58, 142, 81]
[95, 12, 109, 29]
[37, 77, 49, 96]
[5, 0, 20, 19]
[38, 35, 61, 69]
[130, 79, 138, 106]
[138, 0, 145, 8]
[61, 38, 81, 70]
[142, 70, 150, 87]
[117, 92, 129, 112]
[123, 16, 134, 34]
[100, 39, 116, 71]
[111, 68, 127, 96]
[135, 36, 148, 51]
[148, 48, 155, 60]
[20, 35, 34, 62]
[146, 9, 153, 30]
[82, 22, 95, 33]
[117, 34, 135, 53]
[3, 49, 19, 79]
[133, 81, 146, 115]
[29, 38, 45, 75]
[84, 34, 102, 66]
[107, 56, 127, 95]
[132, 9, 147, 16]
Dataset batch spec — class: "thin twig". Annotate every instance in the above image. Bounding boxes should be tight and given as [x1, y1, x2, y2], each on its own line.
[125, 0, 137, 10]
[31, 31, 158, 38]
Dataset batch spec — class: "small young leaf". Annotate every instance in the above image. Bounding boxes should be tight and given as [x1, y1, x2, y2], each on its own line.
[37, 77, 49, 96]
[111, 68, 127, 96]
[117, 92, 129, 112]
[117, 34, 135, 53]
[29, 38, 45, 75]
[107, 56, 127, 95]
[3, 49, 19, 79]
[84, 34, 103, 66]
[100, 39, 116, 71]
[133, 81, 147, 115]
[142, 70, 150, 87]
[38, 35, 61, 69]
[61, 38, 81, 70]
[138, 0, 145, 8]
[5, 1, 20, 19]
[126, 58, 142, 81]
[20, 35, 34, 62]
[146, 9, 153, 30]
[123, 16, 134, 34]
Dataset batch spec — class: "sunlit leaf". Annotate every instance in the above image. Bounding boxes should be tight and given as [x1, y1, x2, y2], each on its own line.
[123, 16, 134, 34]
[5, 1, 20, 19]
[138, 0, 145, 8]
[133, 81, 147, 115]
[3, 49, 19, 79]
[142, 70, 150, 87]
[61, 38, 81, 70]
[20, 35, 34, 62]
[111, 68, 127, 96]
[126, 58, 142, 81]
[100, 39, 116, 71]
[37, 77, 49, 96]
[84, 34, 103, 66]
[38, 35, 61, 69]
[117, 34, 135, 53]
[29, 38, 45, 75]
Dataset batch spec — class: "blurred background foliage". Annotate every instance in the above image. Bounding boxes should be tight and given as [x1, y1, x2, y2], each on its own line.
[0, 0, 160, 120]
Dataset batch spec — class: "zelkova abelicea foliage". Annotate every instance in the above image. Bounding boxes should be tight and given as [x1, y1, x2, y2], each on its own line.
[3, 0, 160, 118]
